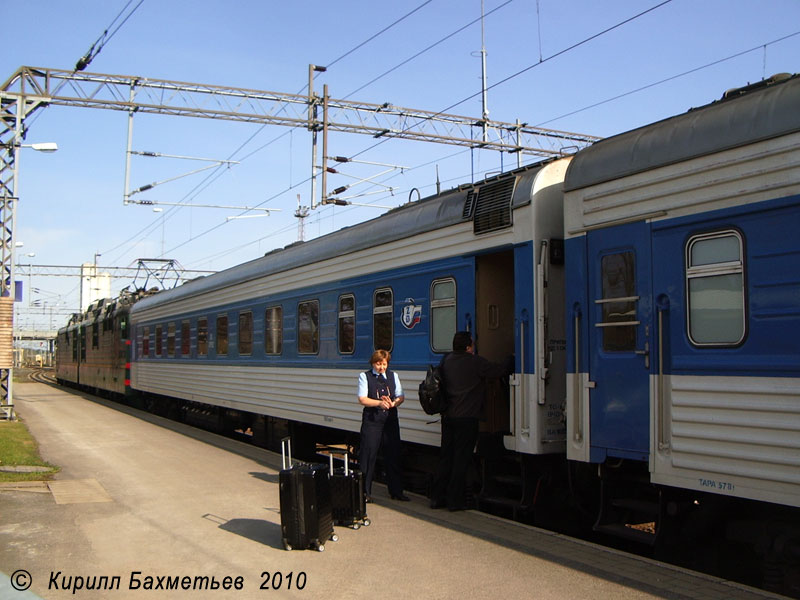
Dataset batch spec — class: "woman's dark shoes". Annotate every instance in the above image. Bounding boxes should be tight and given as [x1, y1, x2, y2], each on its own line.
[390, 493, 410, 501]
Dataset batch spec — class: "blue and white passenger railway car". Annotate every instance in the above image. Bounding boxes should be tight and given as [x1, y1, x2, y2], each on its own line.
[128, 159, 569, 454]
[564, 73, 800, 533]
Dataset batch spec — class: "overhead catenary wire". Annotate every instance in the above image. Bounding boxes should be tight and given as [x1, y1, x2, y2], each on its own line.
[19, 0, 145, 131]
[103, 4, 439, 264]
[104, 2, 456, 264]
[325, 1, 435, 71]
[532, 29, 800, 128]
[320, 0, 673, 200]
[102, 0, 785, 275]
[346, 0, 675, 163]
[177, 146, 510, 270]
[128, 0, 681, 267]
[342, 0, 515, 99]
[75, 0, 145, 71]
[321, 26, 800, 225]
[316, 3, 800, 210]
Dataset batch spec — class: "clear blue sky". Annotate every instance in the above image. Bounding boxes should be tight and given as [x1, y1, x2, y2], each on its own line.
[3, 0, 799, 330]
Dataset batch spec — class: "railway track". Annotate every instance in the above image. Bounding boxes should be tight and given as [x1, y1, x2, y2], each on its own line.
[28, 368, 57, 385]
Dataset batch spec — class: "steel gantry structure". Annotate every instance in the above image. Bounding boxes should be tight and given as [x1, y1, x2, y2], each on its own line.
[0, 64, 601, 417]
[15, 260, 216, 289]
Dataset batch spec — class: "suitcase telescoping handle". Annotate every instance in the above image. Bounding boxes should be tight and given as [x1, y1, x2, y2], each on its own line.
[328, 449, 350, 476]
[281, 437, 292, 470]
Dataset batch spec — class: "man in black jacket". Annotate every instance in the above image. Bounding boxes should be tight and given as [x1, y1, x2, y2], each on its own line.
[430, 331, 512, 510]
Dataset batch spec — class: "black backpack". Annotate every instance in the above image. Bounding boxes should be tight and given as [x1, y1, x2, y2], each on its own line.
[418, 358, 447, 415]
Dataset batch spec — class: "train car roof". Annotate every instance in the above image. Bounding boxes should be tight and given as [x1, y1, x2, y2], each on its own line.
[57, 289, 152, 334]
[131, 161, 548, 313]
[564, 73, 800, 192]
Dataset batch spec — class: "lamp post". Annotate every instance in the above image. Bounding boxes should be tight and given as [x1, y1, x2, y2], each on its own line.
[0, 141, 58, 420]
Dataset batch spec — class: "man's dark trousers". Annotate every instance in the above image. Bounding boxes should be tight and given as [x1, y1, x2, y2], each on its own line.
[432, 415, 479, 509]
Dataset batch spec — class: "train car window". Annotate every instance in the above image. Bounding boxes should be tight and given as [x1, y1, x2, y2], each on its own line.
[239, 311, 253, 355]
[431, 278, 456, 352]
[197, 318, 208, 356]
[180, 320, 190, 356]
[92, 321, 99, 348]
[155, 325, 163, 356]
[167, 322, 176, 357]
[338, 294, 355, 354]
[686, 230, 745, 345]
[142, 326, 150, 357]
[298, 300, 319, 354]
[217, 315, 229, 356]
[265, 306, 283, 355]
[80, 326, 86, 360]
[600, 252, 637, 351]
[72, 330, 78, 360]
[373, 288, 393, 351]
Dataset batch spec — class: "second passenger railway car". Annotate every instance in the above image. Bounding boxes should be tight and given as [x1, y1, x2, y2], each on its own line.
[128, 157, 569, 453]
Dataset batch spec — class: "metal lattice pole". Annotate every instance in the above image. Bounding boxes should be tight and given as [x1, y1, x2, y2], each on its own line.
[0, 99, 20, 419]
[0, 87, 49, 419]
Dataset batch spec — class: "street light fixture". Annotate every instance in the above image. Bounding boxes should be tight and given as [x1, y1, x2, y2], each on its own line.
[25, 142, 58, 153]
[0, 142, 59, 153]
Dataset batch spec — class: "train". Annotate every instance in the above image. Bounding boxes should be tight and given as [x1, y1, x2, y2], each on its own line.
[56, 72, 800, 595]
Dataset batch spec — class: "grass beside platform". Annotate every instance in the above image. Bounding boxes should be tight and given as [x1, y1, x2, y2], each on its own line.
[0, 420, 59, 482]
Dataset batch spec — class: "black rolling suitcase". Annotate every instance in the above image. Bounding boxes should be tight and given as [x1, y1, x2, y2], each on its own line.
[278, 438, 337, 551]
[328, 450, 370, 529]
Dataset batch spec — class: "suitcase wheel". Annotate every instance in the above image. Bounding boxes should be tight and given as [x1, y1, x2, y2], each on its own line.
[353, 523, 360, 530]
[363, 518, 371, 527]
[330, 533, 339, 543]
[315, 542, 325, 552]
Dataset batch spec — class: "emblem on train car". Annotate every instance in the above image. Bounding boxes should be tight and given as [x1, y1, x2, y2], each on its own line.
[401, 300, 422, 329]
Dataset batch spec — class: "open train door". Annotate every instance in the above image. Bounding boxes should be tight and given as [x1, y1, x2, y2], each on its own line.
[585, 220, 653, 463]
[475, 249, 514, 434]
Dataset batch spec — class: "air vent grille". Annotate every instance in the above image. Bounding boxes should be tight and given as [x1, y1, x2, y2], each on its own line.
[462, 190, 477, 219]
[472, 177, 516, 234]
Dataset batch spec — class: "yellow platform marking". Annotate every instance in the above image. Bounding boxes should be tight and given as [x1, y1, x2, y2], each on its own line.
[48, 479, 113, 504]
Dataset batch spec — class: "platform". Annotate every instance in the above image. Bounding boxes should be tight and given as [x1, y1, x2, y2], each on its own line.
[0, 382, 789, 599]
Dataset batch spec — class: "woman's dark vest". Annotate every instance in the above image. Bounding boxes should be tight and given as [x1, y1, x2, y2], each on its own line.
[364, 369, 397, 400]
[362, 369, 398, 421]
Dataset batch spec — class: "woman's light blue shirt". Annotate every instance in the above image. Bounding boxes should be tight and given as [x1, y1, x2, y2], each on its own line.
[357, 369, 404, 398]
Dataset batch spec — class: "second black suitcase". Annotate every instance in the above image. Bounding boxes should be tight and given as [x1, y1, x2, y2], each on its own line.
[328, 451, 370, 529]
[279, 438, 337, 551]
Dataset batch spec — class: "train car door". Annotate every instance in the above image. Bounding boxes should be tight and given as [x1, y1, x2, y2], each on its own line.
[586, 221, 652, 462]
[476, 249, 515, 433]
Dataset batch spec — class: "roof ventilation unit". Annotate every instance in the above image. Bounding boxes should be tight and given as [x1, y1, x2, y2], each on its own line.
[472, 176, 516, 234]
